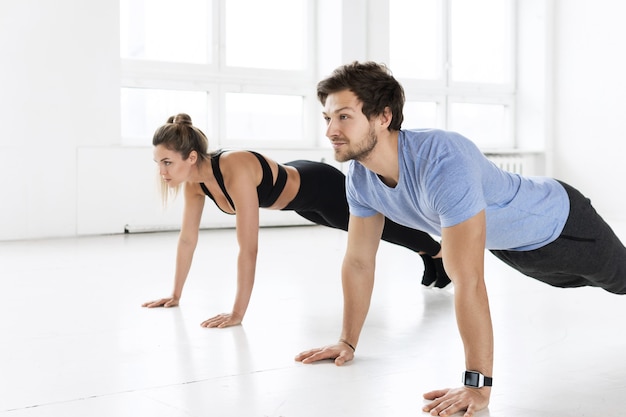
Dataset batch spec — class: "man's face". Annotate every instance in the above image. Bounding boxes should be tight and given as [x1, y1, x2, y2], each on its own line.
[322, 89, 378, 163]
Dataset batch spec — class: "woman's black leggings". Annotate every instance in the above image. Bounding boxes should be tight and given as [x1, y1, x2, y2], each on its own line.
[283, 160, 441, 256]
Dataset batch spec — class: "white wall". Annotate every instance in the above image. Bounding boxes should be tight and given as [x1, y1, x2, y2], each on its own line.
[0, 0, 327, 241]
[1, 0, 120, 240]
[553, 0, 626, 222]
[2, 0, 625, 241]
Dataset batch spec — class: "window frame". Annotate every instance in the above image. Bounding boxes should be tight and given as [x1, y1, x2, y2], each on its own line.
[120, 0, 320, 150]
[369, 0, 518, 151]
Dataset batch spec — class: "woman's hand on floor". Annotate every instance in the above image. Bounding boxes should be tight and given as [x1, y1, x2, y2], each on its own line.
[142, 297, 179, 308]
[201, 312, 242, 328]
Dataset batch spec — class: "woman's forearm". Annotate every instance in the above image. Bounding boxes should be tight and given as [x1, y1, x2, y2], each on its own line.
[172, 238, 197, 300]
[231, 248, 257, 319]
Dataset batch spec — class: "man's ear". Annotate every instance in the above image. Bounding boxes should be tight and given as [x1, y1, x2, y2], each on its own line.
[380, 106, 393, 128]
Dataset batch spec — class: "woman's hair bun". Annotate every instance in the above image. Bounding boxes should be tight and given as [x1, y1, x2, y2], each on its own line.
[168, 113, 193, 126]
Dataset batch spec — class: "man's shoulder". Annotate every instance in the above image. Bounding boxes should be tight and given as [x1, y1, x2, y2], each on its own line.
[401, 128, 464, 145]
[400, 129, 474, 159]
[401, 128, 449, 138]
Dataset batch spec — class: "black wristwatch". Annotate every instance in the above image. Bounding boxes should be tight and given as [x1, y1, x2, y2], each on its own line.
[462, 370, 493, 388]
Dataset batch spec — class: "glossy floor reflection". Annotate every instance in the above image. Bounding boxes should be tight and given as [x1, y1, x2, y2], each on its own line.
[1, 224, 626, 417]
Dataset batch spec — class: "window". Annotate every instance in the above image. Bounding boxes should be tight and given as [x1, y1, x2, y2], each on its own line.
[385, 0, 516, 150]
[120, 0, 211, 64]
[224, 93, 304, 143]
[120, 0, 316, 148]
[120, 88, 210, 146]
[224, 1, 306, 70]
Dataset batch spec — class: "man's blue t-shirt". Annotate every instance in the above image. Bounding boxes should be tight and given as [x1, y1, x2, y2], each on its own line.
[346, 129, 569, 251]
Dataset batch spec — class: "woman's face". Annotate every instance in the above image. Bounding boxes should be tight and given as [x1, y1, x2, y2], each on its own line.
[153, 144, 197, 188]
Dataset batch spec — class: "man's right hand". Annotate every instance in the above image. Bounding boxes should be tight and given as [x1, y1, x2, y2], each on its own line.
[295, 343, 355, 366]
[142, 297, 179, 308]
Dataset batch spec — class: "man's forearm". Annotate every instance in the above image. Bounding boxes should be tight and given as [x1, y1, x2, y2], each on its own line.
[339, 260, 375, 348]
[454, 281, 494, 376]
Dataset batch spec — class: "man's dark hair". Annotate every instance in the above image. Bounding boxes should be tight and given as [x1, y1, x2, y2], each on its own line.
[317, 61, 405, 131]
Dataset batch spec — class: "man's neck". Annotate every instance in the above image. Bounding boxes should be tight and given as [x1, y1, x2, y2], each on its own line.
[359, 130, 400, 188]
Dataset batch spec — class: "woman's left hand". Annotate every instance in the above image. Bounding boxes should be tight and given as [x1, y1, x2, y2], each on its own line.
[200, 312, 242, 328]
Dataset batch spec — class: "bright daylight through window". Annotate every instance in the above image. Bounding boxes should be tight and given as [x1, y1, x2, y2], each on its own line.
[120, 0, 310, 148]
[120, 0, 516, 150]
[389, 0, 515, 149]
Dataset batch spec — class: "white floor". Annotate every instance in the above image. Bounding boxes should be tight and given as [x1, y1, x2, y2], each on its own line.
[1, 224, 626, 417]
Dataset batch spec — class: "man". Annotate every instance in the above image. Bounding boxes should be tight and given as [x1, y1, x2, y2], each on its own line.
[295, 61, 626, 417]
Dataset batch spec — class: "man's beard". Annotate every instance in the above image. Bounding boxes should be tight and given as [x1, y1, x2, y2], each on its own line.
[335, 125, 378, 163]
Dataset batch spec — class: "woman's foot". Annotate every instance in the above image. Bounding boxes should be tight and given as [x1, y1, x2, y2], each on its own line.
[420, 254, 451, 288]
[420, 254, 438, 286]
[433, 257, 451, 288]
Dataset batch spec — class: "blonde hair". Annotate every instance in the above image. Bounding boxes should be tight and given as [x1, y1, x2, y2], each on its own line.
[152, 113, 211, 205]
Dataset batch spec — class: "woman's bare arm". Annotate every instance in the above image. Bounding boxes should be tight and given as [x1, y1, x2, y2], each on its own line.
[143, 183, 205, 308]
[201, 152, 262, 328]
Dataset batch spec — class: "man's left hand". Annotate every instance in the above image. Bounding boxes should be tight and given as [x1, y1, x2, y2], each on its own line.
[422, 386, 490, 417]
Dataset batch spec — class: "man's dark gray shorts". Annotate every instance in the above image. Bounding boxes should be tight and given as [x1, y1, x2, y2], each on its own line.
[491, 181, 626, 294]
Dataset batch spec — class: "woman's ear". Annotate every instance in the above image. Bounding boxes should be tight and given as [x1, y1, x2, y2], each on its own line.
[188, 150, 198, 164]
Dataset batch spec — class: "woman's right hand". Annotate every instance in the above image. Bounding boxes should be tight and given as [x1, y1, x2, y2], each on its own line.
[142, 297, 179, 308]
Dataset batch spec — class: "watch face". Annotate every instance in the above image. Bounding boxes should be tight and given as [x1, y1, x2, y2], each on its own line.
[464, 372, 480, 387]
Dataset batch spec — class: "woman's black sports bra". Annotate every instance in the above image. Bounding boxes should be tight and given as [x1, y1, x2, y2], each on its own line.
[199, 150, 287, 214]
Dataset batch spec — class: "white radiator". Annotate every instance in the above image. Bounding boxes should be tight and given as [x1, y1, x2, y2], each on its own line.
[484, 153, 532, 175]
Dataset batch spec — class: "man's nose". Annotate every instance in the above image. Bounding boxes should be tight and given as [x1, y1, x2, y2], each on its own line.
[325, 120, 337, 138]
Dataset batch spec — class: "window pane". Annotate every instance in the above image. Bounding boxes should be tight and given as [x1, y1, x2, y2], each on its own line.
[225, 0, 306, 70]
[389, 0, 441, 80]
[450, 0, 512, 83]
[403, 101, 439, 129]
[225, 93, 303, 142]
[121, 88, 209, 146]
[120, 0, 210, 63]
[448, 102, 510, 149]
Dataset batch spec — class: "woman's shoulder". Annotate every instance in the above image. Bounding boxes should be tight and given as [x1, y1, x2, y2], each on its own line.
[217, 151, 267, 186]
[218, 149, 257, 162]
[220, 149, 281, 168]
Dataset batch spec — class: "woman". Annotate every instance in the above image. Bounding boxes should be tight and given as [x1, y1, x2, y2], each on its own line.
[142, 113, 448, 328]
